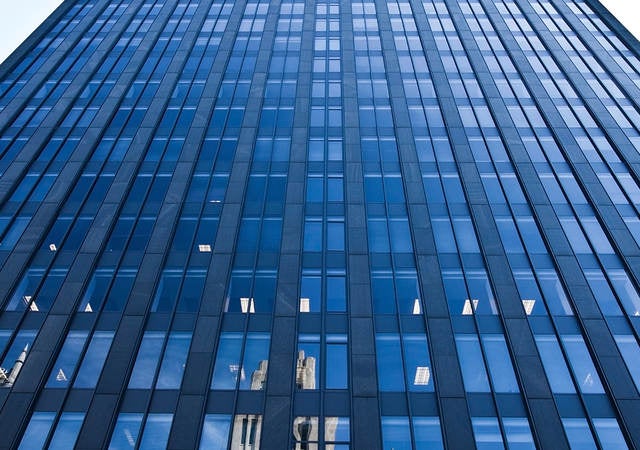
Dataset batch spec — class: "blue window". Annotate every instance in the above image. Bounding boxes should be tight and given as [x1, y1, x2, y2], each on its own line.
[138, 414, 173, 450]
[18, 412, 55, 450]
[562, 418, 597, 449]
[414, 417, 444, 449]
[455, 335, 491, 392]
[155, 332, 191, 389]
[129, 332, 165, 389]
[74, 331, 113, 388]
[109, 413, 143, 449]
[46, 331, 88, 388]
[199, 415, 231, 450]
[376, 334, 405, 391]
[381, 416, 411, 450]
[472, 417, 504, 450]
[48, 413, 85, 450]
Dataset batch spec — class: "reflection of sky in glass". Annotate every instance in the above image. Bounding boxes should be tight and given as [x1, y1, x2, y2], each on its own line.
[48, 413, 85, 450]
[109, 413, 143, 449]
[18, 412, 55, 450]
[199, 415, 231, 450]
[138, 414, 173, 450]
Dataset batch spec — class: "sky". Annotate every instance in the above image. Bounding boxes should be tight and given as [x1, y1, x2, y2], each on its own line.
[0, 0, 638, 64]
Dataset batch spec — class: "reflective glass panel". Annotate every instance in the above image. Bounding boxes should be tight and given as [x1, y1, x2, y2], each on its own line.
[199, 414, 231, 450]
[109, 413, 143, 449]
[48, 412, 85, 450]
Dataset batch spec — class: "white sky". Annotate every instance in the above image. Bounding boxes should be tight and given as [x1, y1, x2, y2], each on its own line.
[0, 0, 638, 65]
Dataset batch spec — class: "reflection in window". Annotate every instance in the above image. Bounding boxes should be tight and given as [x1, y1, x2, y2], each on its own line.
[46, 331, 88, 387]
[481, 335, 519, 393]
[18, 412, 55, 450]
[381, 416, 411, 450]
[560, 335, 604, 394]
[155, 332, 191, 389]
[0, 330, 35, 387]
[403, 333, 434, 392]
[74, 331, 113, 388]
[211, 332, 270, 390]
[455, 335, 491, 392]
[200, 414, 231, 450]
[592, 418, 628, 449]
[211, 333, 243, 389]
[300, 275, 321, 312]
[231, 414, 262, 449]
[128, 331, 165, 389]
[534, 335, 576, 394]
[376, 334, 405, 391]
[502, 418, 535, 450]
[225, 273, 276, 313]
[297, 335, 319, 390]
[240, 333, 270, 390]
[326, 275, 346, 312]
[326, 334, 348, 389]
[614, 335, 640, 391]
[48, 412, 85, 450]
[561, 418, 597, 449]
[293, 416, 349, 449]
[138, 414, 173, 449]
[109, 413, 143, 449]
[78, 268, 114, 312]
[6, 269, 44, 311]
[299, 274, 347, 313]
[472, 417, 505, 450]
[413, 417, 444, 449]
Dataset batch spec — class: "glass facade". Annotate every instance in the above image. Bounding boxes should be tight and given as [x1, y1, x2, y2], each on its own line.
[0, 0, 639, 448]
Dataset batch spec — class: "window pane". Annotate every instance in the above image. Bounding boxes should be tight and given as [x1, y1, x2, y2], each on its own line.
[455, 335, 491, 392]
[327, 222, 345, 251]
[138, 414, 173, 450]
[74, 331, 113, 388]
[46, 331, 88, 388]
[326, 417, 350, 443]
[18, 412, 55, 450]
[293, 416, 319, 445]
[560, 335, 604, 394]
[535, 335, 576, 393]
[376, 334, 405, 391]
[502, 418, 535, 450]
[381, 416, 411, 450]
[48, 412, 85, 450]
[156, 332, 191, 389]
[231, 415, 262, 448]
[240, 333, 270, 391]
[199, 415, 231, 450]
[211, 332, 243, 389]
[403, 334, 434, 392]
[1, 330, 35, 385]
[297, 335, 320, 390]
[472, 417, 505, 450]
[561, 418, 597, 450]
[413, 417, 444, 450]
[592, 418, 628, 449]
[482, 335, 519, 393]
[129, 332, 165, 389]
[614, 335, 640, 391]
[326, 336, 348, 389]
[326, 276, 346, 312]
[109, 413, 143, 449]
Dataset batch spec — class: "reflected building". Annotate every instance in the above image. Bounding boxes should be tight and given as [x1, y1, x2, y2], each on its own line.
[231, 414, 263, 450]
[0, 0, 640, 448]
[295, 350, 316, 390]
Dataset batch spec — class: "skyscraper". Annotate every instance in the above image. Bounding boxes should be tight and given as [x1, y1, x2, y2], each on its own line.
[0, 0, 639, 447]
